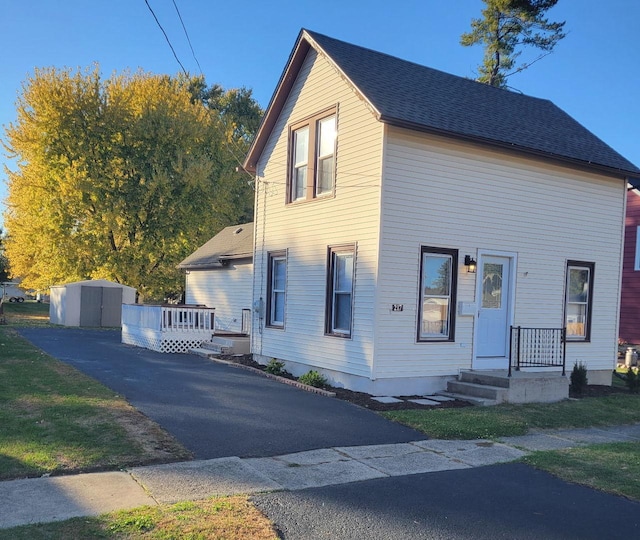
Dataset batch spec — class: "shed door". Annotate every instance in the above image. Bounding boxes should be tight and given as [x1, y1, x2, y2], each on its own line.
[79, 286, 103, 327]
[101, 288, 123, 327]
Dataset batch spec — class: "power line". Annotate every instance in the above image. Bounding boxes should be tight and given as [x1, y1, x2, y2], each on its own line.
[143, 0, 188, 76]
[171, 0, 203, 75]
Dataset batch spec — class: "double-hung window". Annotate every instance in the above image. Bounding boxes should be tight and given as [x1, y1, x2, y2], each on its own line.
[267, 251, 286, 328]
[565, 260, 594, 341]
[418, 247, 457, 342]
[326, 245, 354, 337]
[289, 108, 336, 202]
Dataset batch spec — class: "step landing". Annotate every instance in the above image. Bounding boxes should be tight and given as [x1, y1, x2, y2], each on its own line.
[446, 370, 568, 405]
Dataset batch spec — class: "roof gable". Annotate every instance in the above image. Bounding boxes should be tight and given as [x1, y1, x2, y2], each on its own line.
[178, 223, 254, 270]
[245, 29, 639, 178]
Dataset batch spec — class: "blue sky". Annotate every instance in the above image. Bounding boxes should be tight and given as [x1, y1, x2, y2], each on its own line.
[1, 0, 638, 228]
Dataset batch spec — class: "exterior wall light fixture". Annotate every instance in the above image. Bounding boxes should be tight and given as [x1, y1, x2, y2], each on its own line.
[464, 255, 477, 273]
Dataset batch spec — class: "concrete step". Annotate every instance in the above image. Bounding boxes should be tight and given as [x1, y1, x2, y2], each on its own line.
[189, 347, 221, 358]
[459, 370, 511, 388]
[207, 336, 236, 349]
[447, 380, 507, 402]
[435, 391, 498, 407]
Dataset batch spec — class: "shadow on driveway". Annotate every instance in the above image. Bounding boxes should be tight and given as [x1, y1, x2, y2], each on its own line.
[18, 328, 426, 459]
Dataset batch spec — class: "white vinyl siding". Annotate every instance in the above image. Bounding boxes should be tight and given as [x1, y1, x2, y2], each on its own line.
[252, 48, 383, 378]
[185, 262, 253, 333]
[376, 126, 626, 378]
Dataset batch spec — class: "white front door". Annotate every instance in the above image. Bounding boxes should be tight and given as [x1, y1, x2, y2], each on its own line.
[474, 254, 514, 369]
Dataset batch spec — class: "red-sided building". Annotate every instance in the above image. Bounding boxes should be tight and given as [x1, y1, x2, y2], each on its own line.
[620, 189, 640, 344]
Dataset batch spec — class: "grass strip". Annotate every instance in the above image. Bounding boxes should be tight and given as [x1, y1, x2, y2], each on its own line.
[522, 441, 640, 501]
[0, 496, 278, 540]
[0, 326, 191, 479]
[382, 395, 640, 439]
[1, 300, 50, 326]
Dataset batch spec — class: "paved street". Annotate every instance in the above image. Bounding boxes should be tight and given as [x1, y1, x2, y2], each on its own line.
[253, 463, 640, 540]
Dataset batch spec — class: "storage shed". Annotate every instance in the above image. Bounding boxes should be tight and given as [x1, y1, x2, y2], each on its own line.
[49, 279, 136, 327]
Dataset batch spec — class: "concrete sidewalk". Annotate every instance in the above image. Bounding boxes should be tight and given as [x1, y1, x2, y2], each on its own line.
[1, 423, 639, 530]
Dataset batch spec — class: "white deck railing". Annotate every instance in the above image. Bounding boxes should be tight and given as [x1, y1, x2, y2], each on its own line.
[122, 304, 215, 353]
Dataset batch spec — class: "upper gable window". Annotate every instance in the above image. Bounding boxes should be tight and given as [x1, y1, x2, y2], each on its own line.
[288, 108, 337, 203]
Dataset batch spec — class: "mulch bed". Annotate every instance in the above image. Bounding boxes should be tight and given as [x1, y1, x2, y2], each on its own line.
[569, 384, 628, 399]
[219, 354, 631, 410]
[217, 354, 471, 411]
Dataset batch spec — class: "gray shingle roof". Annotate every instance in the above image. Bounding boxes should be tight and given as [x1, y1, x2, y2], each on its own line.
[177, 223, 253, 270]
[245, 30, 639, 177]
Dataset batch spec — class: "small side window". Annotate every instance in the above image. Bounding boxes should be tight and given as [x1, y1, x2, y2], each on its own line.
[565, 260, 594, 341]
[326, 245, 355, 337]
[267, 251, 286, 328]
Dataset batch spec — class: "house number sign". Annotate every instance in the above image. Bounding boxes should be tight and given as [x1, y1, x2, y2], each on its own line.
[391, 304, 404, 312]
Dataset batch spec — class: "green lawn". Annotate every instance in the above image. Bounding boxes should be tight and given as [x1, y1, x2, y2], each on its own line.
[1, 300, 50, 326]
[0, 497, 278, 540]
[383, 388, 640, 500]
[0, 326, 191, 479]
[523, 442, 640, 501]
[383, 393, 640, 440]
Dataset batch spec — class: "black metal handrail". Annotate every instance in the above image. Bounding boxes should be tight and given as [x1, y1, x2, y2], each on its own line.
[509, 326, 566, 377]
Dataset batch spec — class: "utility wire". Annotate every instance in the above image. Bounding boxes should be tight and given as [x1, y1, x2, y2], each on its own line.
[144, 0, 188, 76]
[171, 0, 203, 75]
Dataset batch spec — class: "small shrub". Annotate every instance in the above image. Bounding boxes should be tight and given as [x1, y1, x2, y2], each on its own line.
[570, 361, 588, 394]
[265, 358, 286, 376]
[298, 370, 327, 388]
[625, 367, 640, 394]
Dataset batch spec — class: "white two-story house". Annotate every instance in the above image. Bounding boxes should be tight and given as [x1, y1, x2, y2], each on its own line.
[242, 29, 640, 398]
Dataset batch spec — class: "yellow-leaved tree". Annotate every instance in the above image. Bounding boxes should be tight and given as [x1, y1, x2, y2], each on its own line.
[3, 67, 261, 300]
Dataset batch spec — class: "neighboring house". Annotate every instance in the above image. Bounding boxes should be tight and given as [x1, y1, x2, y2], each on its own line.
[619, 187, 640, 344]
[177, 223, 253, 334]
[242, 29, 640, 397]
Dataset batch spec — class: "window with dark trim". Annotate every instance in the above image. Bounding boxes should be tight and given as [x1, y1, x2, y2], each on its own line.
[288, 108, 337, 203]
[418, 247, 458, 342]
[266, 251, 286, 328]
[326, 244, 354, 337]
[565, 260, 594, 341]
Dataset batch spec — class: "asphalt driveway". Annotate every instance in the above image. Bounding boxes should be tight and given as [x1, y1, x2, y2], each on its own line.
[17, 328, 426, 459]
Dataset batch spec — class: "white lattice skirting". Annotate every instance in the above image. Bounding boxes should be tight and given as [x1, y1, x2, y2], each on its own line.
[122, 326, 206, 354]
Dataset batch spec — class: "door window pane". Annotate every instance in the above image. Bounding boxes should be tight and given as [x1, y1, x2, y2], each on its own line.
[482, 263, 503, 309]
